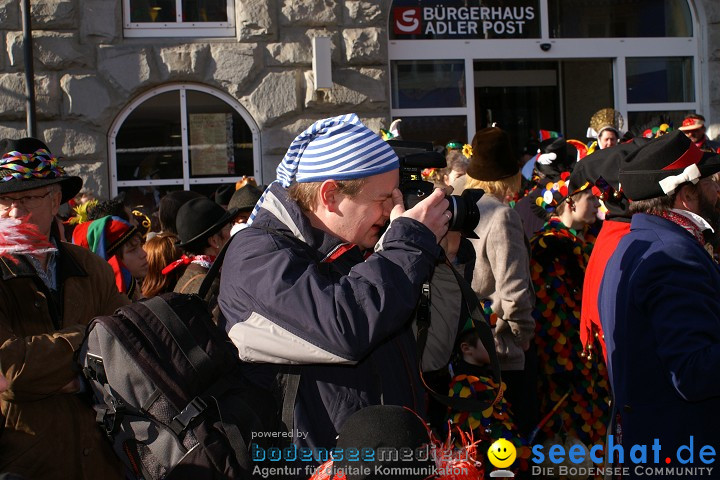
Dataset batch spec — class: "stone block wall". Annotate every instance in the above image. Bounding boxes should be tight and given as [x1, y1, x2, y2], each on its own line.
[0, 0, 394, 197]
[1, 0, 719, 194]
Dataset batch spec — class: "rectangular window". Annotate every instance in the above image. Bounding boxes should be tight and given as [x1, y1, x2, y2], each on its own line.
[628, 111, 692, 138]
[185, 90, 254, 179]
[124, 0, 235, 38]
[392, 116, 468, 148]
[391, 60, 466, 109]
[548, 0, 692, 38]
[626, 57, 694, 104]
[474, 61, 560, 151]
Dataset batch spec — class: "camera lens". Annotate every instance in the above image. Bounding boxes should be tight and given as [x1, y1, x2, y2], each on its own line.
[445, 189, 484, 236]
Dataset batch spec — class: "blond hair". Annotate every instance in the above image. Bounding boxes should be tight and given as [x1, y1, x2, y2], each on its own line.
[288, 178, 367, 211]
[465, 172, 522, 200]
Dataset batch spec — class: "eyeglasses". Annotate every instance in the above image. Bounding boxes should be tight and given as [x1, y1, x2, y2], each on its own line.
[0, 191, 52, 209]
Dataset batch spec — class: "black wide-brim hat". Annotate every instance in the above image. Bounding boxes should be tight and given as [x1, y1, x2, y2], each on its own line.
[228, 184, 262, 212]
[0, 137, 82, 203]
[175, 197, 240, 248]
[214, 184, 236, 206]
[619, 130, 720, 201]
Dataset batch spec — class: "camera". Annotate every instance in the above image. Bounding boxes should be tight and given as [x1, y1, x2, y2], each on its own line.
[388, 140, 483, 237]
[540, 42, 552, 51]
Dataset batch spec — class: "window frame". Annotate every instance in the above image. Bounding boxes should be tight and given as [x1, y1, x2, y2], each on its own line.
[388, 0, 704, 143]
[108, 84, 261, 198]
[122, 0, 235, 38]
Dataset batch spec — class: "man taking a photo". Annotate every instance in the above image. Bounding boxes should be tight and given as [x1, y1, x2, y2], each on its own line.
[219, 113, 451, 454]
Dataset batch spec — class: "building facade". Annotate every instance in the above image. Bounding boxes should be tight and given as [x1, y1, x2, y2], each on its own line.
[0, 0, 717, 202]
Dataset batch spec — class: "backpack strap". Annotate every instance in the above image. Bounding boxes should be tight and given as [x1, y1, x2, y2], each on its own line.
[177, 273, 207, 294]
[416, 257, 504, 412]
[280, 369, 301, 433]
[142, 296, 214, 379]
[245, 225, 333, 439]
[197, 236, 233, 300]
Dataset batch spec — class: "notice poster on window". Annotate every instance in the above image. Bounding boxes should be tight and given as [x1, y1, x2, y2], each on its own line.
[189, 113, 235, 176]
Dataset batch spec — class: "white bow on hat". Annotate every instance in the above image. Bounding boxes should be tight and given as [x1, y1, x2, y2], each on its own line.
[658, 163, 701, 195]
[536, 152, 557, 165]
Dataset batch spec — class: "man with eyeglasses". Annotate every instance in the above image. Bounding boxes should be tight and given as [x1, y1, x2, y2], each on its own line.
[0, 138, 129, 479]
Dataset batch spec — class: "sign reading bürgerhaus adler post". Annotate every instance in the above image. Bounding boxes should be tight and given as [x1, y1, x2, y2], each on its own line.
[390, 0, 540, 40]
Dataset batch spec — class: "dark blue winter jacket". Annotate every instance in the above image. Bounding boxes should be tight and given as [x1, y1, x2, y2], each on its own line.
[599, 213, 720, 478]
[218, 183, 442, 451]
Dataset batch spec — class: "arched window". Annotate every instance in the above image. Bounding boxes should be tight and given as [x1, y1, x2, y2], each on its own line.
[109, 84, 260, 210]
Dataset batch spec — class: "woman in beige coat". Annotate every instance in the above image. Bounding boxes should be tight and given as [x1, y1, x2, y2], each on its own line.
[459, 127, 538, 435]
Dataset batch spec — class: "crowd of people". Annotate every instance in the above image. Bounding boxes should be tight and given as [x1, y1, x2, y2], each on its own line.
[1, 109, 720, 480]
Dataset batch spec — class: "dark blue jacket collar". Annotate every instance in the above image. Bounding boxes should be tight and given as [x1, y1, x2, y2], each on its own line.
[252, 182, 355, 259]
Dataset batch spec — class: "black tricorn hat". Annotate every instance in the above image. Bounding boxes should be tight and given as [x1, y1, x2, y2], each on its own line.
[618, 130, 720, 201]
[569, 138, 649, 219]
[0, 137, 82, 203]
[535, 137, 577, 182]
[175, 197, 239, 249]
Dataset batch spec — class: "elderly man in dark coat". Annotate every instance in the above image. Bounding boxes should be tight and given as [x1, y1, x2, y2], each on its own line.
[599, 131, 720, 478]
[0, 138, 129, 479]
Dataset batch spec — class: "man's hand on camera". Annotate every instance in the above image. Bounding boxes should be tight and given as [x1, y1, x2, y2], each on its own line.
[390, 188, 450, 243]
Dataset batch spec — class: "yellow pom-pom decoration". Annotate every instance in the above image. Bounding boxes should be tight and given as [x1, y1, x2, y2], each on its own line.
[68, 200, 98, 225]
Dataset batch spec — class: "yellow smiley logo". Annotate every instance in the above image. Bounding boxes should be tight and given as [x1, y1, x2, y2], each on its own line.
[487, 438, 517, 469]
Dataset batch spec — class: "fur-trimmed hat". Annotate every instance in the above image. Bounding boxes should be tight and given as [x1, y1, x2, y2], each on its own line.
[175, 197, 239, 249]
[0, 137, 82, 203]
[467, 127, 518, 181]
[618, 130, 720, 201]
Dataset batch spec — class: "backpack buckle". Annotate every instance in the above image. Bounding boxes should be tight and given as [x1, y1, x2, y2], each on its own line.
[169, 397, 207, 435]
[95, 400, 126, 436]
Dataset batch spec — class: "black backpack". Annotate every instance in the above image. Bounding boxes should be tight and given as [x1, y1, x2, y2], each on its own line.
[78, 292, 272, 479]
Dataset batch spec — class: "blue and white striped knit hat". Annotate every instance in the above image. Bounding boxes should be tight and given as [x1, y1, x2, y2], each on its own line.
[248, 113, 399, 224]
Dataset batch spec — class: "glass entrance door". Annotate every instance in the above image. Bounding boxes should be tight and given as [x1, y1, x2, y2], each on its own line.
[474, 59, 614, 154]
[474, 61, 560, 155]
